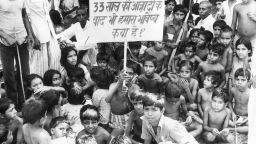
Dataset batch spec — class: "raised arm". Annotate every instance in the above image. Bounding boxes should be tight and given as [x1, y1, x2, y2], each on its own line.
[231, 5, 238, 32]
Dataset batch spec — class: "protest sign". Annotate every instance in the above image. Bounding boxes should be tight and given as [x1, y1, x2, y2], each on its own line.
[89, 0, 165, 42]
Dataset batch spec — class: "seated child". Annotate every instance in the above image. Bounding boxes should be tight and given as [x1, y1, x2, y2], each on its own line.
[141, 93, 198, 144]
[125, 91, 144, 144]
[137, 55, 163, 94]
[144, 41, 168, 74]
[106, 60, 139, 136]
[212, 20, 226, 44]
[50, 116, 75, 144]
[195, 30, 213, 61]
[90, 66, 114, 131]
[171, 42, 202, 73]
[229, 68, 250, 134]
[22, 100, 52, 144]
[111, 135, 132, 144]
[203, 90, 233, 143]
[0, 98, 23, 144]
[193, 43, 226, 88]
[76, 104, 111, 144]
[197, 71, 222, 117]
[164, 81, 203, 138]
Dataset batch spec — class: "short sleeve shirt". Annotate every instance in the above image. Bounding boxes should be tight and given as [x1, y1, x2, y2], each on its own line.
[141, 115, 198, 144]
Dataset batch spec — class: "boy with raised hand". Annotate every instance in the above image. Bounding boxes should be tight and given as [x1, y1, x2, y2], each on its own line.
[141, 93, 198, 144]
[203, 90, 233, 143]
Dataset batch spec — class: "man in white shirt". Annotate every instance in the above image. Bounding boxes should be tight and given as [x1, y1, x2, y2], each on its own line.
[195, 1, 215, 33]
[220, 0, 242, 26]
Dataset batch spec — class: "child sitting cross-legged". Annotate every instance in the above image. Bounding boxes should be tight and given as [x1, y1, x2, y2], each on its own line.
[125, 90, 145, 144]
[76, 104, 111, 144]
[203, 90, 234, 143]
[141, 93, 198, 144]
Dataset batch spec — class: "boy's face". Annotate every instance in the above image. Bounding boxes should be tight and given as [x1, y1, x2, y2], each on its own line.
[143, 106, 163, 126]
[52, 74, 62, 87]
[51, 122, 69, 139]
[174, 11, 185, 22]
[213, 26, 222, 38]
[165, 1, 175, 13]
[203, 76, 214, 88]
[67, 50, 77, 66]
[97, 60, 107, 67]
[191, 32, 199, 43]
[132, 100, 143, 114]
[211, 97, 226, 112]
[236, 44, 250, 59]
[235, 76, 249, 91]
[179, 66, 191, 79]
[144, 61, 155, 76]
[31, 78, 44, 92]
[184, 46, 194, 58]
[197, 34, 206, 46]
[154, 41, 164, 51]
[220, 32, 232, 47]
[207, 50, 220, 64]
[216, 1, 222, 10]
[82, 120, 99, 134]
[5, 104, 17, 119]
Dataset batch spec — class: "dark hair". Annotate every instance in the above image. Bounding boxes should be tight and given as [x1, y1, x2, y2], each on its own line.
[165, 0, 176, 5]
[39, 90, 61, 112]
[221, 25, 234, 37]
[80, 104, 100, 122]
[28, 74, 43, 87]
[90, 66, 115, 89]
[209, 43, 225, 56]
[184, 41, 196, 52]
[49, 10, 62, 26]
[130, 90, 144, 101]
[143, 55, 157, 67]
[189, 28, 200, 39]
[204, 71, 222, 87]
[165, 82, 182, 99]
[213, 20, 226, 29]
[67, 84, 85, 105]
[22, 100, 47, 124]
[128, 41, 141, 50]
[111, 135, 132, 144]
[49, 116, 69, 129]
[200, 30, 213, 43]
[234, 68, 251, 81]
[0, 98, 13, 114]
[119, 60, 140, 75]
[96, 52, 110, 64]
[142, 93, 164, 110]
[179, 60, 194, 71]
[173, 5, 187, 16]
[43, 69, 62, 86]
[60, 47, 78, 68]
[212, 89, 229, 103]
[68, 67, 85, 82]
[235, 37, 252, 56]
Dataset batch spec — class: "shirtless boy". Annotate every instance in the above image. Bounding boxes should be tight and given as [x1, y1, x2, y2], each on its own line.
[197, 71, 221, 117]
[203, 90, 233, 143]
[229, 68, 250, 134]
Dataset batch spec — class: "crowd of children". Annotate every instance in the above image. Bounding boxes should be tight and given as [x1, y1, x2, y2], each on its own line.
[1, 0, 256, 143]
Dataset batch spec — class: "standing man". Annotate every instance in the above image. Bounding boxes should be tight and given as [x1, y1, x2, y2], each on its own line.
[0, 0, 34, 109]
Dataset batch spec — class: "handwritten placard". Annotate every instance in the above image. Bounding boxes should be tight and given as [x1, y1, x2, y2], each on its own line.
[89, 0, 165, 42]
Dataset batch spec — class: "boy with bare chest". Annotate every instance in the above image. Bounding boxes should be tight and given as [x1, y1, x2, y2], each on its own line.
[203, 90, 233, 143]
[229, 68, 250, 133]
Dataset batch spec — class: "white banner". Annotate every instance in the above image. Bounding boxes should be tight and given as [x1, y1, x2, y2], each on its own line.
[89, 0, 165, 43]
